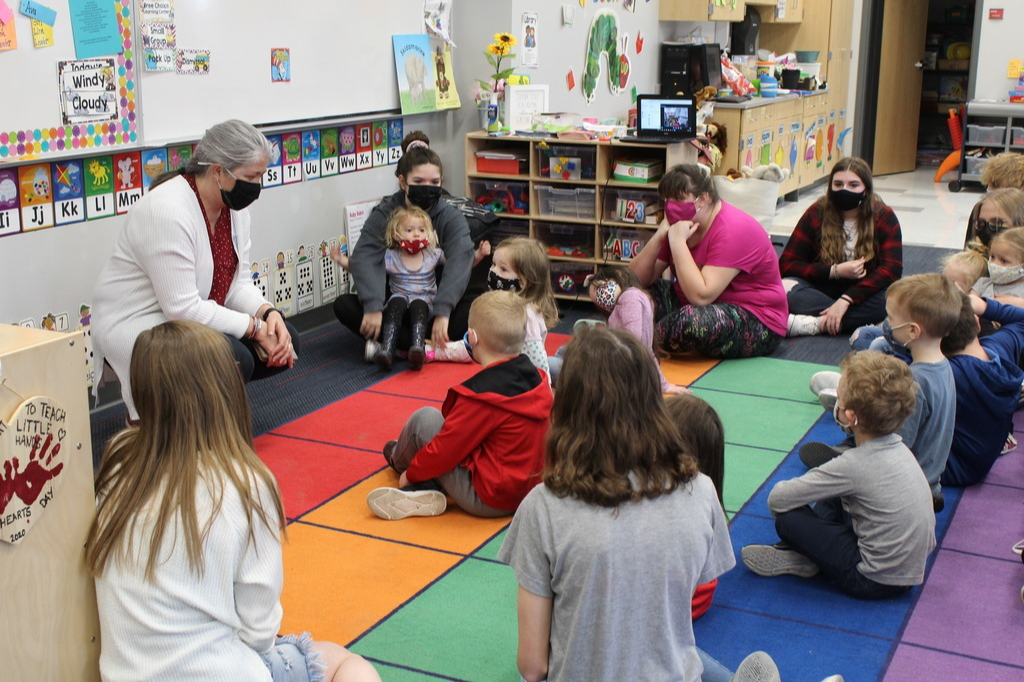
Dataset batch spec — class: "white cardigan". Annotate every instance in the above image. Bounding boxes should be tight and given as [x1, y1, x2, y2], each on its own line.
[95, 474, 283, 682]
[92, 175, 267, 416]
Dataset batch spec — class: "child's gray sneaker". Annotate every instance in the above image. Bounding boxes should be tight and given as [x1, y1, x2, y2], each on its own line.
[367, 487, 446, 520]
[732, 651, 781, 682]
[742, 544, 820, 578]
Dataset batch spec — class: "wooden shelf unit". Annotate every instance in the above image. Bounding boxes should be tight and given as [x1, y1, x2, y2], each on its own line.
[465, 133, 697, 299]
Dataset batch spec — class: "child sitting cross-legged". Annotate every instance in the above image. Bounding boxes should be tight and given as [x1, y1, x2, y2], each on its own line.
[743, 351, 936, 599]
[366, 290, 553, 520]
[802, 273, 960, 511]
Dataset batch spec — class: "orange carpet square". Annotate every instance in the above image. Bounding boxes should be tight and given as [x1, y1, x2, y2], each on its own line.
[279, 522, 462, 646]
[661, 353, 720, 388]
[303, 470, 511, 555]
[271, 391, 427, 451]
[255, 435, 386, 519]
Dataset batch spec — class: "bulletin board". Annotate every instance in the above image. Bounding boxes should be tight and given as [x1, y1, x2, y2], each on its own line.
[0, 0, 139, 162]
[136, 0, 423, 145]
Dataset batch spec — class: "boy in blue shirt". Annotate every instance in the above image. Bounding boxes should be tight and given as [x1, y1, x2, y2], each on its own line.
[940, 292, 1024, 486]
[801, 274, 960, 510]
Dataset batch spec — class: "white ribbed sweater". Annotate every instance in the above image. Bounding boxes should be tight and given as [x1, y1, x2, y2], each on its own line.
[95, 475, 283, 682]
[91, 175, 267, 415]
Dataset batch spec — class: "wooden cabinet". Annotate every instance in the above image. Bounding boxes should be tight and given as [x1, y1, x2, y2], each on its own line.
[759, 0, 802, 23]
[660, 0, 747, 22]
[465, 134, 697, 298]
[710, 95, 805, 193]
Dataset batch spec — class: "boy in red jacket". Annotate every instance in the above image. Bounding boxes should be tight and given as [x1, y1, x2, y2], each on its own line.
[367, 290, 553, 520]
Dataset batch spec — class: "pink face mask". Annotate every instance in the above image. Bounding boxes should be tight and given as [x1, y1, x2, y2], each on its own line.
[666, 200, 697, 224]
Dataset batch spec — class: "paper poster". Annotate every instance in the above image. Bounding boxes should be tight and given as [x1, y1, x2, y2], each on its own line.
[319, 128, 338, 176]
[338, 126, 356, 174]
[52, 160, 85, 225]
[68, 0, 122, 60]
[272, 250, 296, 317]
[262, 134, 282, 187]
[113, 151, 142, 214]
[295, 244, 315, 313]
[371, 121, 388, 166]
[140, 149, 166, 192]
[271, 48, 290, 82]
[521, 12, 538, 68]
[58, 58, 117, 125]
[140, 22, 175, 49]
[167, 144, 192, 171]
[423, 0, 454, 46]
[0, 15, 16, 51]
[345, 198, 380, 256]
[177, 48, 210, 74]
[138, 0, 172, 23]
[84, 155, 114, 219]
[319, 239, 341, 302]
[355, 123, 372, 171]
[393, 34, 437, 115]
[0, 168, 22, 237]
[388, 119, 403, 165]
[281, 132, 301, 184]
[431, 38, 460, 110]
[144, 47, 175, 71]
[301, 130, 320, 180]
[31, 18, 53, 47]
[18, 163, 54, 231]
[19, 0, 56, 26]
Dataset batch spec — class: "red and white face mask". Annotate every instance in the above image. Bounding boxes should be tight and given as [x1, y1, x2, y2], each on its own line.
[399, 239, 430, 255]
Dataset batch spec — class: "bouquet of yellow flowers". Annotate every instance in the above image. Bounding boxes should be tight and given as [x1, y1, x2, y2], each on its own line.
[474, 32, 517, 104]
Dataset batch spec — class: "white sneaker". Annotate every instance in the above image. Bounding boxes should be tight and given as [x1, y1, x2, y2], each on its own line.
[426, 340, 471, 363]
[817, 388, 838, 411]
[787, 313, 824, 337]
[809, 370, 841, 396]
[366, 487, 447, 520]
[364, 339, 380, 363]
[732, 652, 781, 682]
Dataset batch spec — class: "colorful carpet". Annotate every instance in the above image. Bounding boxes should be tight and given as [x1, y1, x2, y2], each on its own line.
[255, 334, 1024, 682]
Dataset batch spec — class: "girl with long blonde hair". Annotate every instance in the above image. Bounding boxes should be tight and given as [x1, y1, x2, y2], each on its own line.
[85, 320, 380, 682]
[781, 157, 904, 337]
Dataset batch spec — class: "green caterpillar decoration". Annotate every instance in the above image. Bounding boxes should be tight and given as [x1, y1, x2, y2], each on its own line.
[582, 11, 630, 104]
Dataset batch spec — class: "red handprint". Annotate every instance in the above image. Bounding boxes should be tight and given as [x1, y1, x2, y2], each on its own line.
[12, 434, 64, 506]
[1, 459, 17, 515]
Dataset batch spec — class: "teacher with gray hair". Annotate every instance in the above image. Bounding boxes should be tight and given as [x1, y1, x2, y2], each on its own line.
[92, 119, 298, 419]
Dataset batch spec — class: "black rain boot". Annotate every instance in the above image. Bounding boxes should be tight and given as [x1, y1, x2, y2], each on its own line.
[375, 297, 408, 371]
[407, 299, 430, 371]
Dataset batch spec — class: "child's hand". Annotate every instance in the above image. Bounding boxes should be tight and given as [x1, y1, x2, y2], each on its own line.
[968, 292, 987, 316]
[330, 244, 349, 270]
[472, 240, 492, 267]
[665, 384, 692, 396]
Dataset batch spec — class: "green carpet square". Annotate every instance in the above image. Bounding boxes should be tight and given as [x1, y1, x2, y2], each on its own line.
[372, 663, 450, 681]
[722, 444, 787, 515]
[692, 357, 839, 402]
[693, 389, 823, 452]
[352, 559, 520, 681]
[474, 528, 508, 561]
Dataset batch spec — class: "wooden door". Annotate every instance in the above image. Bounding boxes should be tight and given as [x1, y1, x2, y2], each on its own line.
[871, 0, 929, 175]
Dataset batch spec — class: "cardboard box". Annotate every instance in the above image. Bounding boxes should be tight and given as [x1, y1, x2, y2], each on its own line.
[612, 158, 665, 183]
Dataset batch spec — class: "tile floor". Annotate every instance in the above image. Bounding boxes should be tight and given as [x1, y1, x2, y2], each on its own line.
[771, 166, 986, 250]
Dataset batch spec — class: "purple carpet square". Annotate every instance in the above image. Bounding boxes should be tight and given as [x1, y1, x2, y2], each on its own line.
[901, 549, 1024, 667]
[882, 643, 1024, 682]
[942, 483, 1024, 560]
[983, 450, 1024, 489]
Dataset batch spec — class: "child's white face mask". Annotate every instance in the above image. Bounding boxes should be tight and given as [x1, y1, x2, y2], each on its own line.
[987, 262, 1024, 286]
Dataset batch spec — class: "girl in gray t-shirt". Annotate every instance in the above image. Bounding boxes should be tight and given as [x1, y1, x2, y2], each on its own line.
[498, 328, 783, 682]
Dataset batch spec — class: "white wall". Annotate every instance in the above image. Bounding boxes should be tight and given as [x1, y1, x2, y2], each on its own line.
[971, 0, 1021, 100]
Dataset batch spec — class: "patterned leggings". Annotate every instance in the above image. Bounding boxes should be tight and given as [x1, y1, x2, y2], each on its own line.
[651, 280, 783, 358]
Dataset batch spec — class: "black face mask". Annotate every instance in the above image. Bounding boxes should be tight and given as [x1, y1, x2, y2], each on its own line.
[220, 168, 262, 210]
[407, 184, 443, 212]
[975, 218, 1006, 246]
[831, 189, 865, 212]
[488, 270, 521, 292]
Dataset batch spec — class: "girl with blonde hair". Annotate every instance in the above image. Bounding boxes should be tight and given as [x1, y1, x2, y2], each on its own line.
[85, 320, 380, 682]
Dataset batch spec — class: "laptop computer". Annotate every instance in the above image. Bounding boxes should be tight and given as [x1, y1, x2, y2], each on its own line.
[623, 95, 697, 143]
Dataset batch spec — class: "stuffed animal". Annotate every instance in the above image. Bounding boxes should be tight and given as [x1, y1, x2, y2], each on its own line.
[740, 163, 790, 183]
[692, 121, 728, 171]
[693, 86, 718, 108]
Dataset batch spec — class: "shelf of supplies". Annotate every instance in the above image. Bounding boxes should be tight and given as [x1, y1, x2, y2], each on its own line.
[531, 176, 600, 186]
[467, 171, 529, 181]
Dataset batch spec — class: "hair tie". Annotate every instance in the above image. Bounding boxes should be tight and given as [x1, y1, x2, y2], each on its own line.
[406, 140, 429, 151]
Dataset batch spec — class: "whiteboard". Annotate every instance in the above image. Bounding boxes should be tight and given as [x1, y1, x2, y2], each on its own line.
[138, 0, 423, 144]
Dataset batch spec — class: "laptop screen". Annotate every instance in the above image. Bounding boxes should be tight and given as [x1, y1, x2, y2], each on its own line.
[636, 95, 697, 139]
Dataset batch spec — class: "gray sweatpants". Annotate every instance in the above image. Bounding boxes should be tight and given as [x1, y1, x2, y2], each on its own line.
[392, 407, 511, 518]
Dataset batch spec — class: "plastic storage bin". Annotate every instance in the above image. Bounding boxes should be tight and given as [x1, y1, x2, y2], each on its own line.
[535, 186, 596, 219]
[603, 189, 662, 225]
[534, 222, 595, 260]
[469, 180, 530, 215]
[964, 155, 988, 177]
[550, 262, 594, 296]
[1012, 127, 1024, 146]
[966, 125, 1006, 145]
[601, 226, 652, 262]
[489, 218, 529, 246]
[475, 150, 528, 175]
[538, 145, 597, 180]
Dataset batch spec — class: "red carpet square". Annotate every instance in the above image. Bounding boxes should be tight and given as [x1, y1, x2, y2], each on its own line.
[271, 391, 428, 451]
[371, 362, 480, 402]
[255, 434, 386, 519]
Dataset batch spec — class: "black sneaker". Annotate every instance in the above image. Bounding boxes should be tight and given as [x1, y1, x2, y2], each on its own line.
[799, 442, 844, 469]
[382, 440, 398, 472]
[932, 490, 945, 513]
